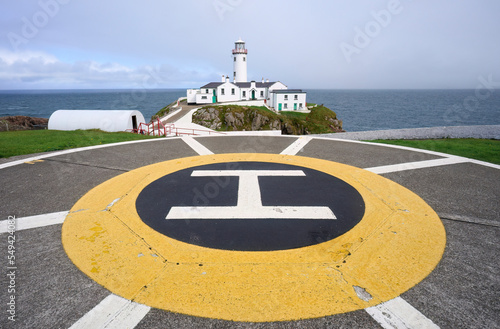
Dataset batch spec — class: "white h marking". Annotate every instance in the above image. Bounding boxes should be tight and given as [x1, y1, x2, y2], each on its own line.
[166, 170, 336, 220]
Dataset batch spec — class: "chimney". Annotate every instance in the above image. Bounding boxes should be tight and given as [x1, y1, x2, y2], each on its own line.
[222, 75, 225, 82]
[262, 77, 264, 83]
[266, 79, 269, 83]
[226, 75, 230, 83]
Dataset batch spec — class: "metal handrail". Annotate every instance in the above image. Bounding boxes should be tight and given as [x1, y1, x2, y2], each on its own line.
[127, 118, 225, 137]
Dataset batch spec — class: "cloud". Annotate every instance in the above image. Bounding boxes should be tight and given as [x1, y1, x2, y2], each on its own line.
[0, 49, 58, 65]
[0, 49, 216, 89]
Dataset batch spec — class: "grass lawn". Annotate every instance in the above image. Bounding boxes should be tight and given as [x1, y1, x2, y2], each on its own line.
[371, 139, 500, 165]
[279, 111, 308, 120]
[0, 129, 157, 158]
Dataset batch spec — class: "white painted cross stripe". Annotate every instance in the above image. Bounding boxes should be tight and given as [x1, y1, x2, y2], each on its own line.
[166, 170, 336, 220]
[167, 205, 336, 220]
[181, 135, 214, 155]
[365, 157, 470, 174]
[366, 296, 440, 329]
[0, 211, 69, 234]
[280, 136, 312, 155]
[69, 294, 150, 329]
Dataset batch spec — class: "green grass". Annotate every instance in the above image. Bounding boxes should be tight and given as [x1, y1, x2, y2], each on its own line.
[279, 111, 308, 120]
[371, 139, 500, 164]
[0, 129, 157, 158]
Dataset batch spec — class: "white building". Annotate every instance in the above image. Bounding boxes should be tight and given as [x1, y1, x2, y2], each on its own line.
[187, 39, 306, 112]
[269, 89, 307, 112]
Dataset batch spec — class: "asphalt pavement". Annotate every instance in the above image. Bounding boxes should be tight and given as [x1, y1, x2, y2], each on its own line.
[0, 134, 498, 329]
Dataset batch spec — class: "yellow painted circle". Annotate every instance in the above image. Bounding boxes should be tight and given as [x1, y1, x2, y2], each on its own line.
[62, 154, 446, 322]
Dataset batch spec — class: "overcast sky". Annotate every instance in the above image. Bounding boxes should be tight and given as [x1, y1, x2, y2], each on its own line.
[1, 0, 499, 90]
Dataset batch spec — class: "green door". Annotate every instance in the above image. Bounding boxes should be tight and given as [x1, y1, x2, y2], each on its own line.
[294, 103, 297, 111]
[278, 103, 282, 111]
[252, 90, 255, 100]
[212, 90, 217, 103]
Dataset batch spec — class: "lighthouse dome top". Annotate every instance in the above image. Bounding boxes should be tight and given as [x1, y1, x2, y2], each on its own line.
[236, 38, 245, 43]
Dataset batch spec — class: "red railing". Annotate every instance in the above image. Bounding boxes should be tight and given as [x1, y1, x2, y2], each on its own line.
[171, 127, 225, 136]
[127, 117, 225, 137]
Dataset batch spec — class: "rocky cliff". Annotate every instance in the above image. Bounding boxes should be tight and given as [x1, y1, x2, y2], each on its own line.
[0, 116, 48, 131]
[192, 105, 343, 135]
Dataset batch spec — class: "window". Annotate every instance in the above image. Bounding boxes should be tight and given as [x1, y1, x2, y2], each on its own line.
[242, 91, 246, 97]
[299, 103, 303, 109]
[294, 95, 298, 100]
[221, 88, 225, 95]
[260, 91, 264, 97]
[205, 89, 208, 93]
[234, 72, 236, 78]
[284, 103, 288, 109]
[234, 57, 236, 62]
[243, 57, 246, 62]
[201, 96, 207, 99]
[284, 95, 288, 100]
[231, 88, 235, 95]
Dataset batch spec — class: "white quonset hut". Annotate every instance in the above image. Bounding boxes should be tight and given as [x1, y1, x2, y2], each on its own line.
[48, 110, 145, 132]
[187, 39, 307, 112]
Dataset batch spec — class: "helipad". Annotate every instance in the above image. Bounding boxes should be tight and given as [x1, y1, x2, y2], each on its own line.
[1, 135, 498, 328]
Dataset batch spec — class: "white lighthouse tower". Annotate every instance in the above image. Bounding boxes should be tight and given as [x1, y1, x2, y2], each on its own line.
[232, 38, 248, 83]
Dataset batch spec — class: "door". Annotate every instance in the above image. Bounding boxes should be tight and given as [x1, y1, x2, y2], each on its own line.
[212, 90, 217, 103]
[132, 115, 137, 130]
[252, 90, 255, 100]
[278, 103, 282, 111]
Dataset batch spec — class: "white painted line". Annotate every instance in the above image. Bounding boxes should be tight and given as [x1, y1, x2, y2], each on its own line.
[0, 137, 173, 171]
[316, 136, 500, 170]
[366, 296, 440, 329]
[469, 158, 500, 170]
[181, 136, 214, 155]
[315, 136, 455, 158]
[365, 157, 470, 174]
[280, 136, 312, 155]
[167, 205, 335, 220]
[166, 170, 336, 220]
[0, 211, 69, 233]
[69, 294, 150, 329]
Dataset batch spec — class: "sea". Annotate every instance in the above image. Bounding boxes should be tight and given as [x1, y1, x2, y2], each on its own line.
[0, 89, 499, 132]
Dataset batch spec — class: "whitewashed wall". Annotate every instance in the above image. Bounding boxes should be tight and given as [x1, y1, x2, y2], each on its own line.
[48, 110, 145, 132]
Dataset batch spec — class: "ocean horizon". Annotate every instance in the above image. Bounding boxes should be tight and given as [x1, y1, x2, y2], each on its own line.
[1, 88, 499, 132]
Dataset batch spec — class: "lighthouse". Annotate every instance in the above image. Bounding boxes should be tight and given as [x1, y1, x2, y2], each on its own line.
[232, 38, 247, 83]
[186, 38, 306, 109]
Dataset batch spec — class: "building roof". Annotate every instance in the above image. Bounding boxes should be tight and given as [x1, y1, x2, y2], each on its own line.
[270, 89, 305, 94]
[200, 81, 280, 89]
[234, 82, 277, 88]
[200, 82, 224, 89]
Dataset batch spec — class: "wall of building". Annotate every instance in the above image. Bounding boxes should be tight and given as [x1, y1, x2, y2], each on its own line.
[195, 93, 214, 104]
[187, 89, 198, 104]
[271, 93, 307, 111]
[233, 53, 247, 82]
[217, 99, 267, 107]
[217, 82, 241, 103]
